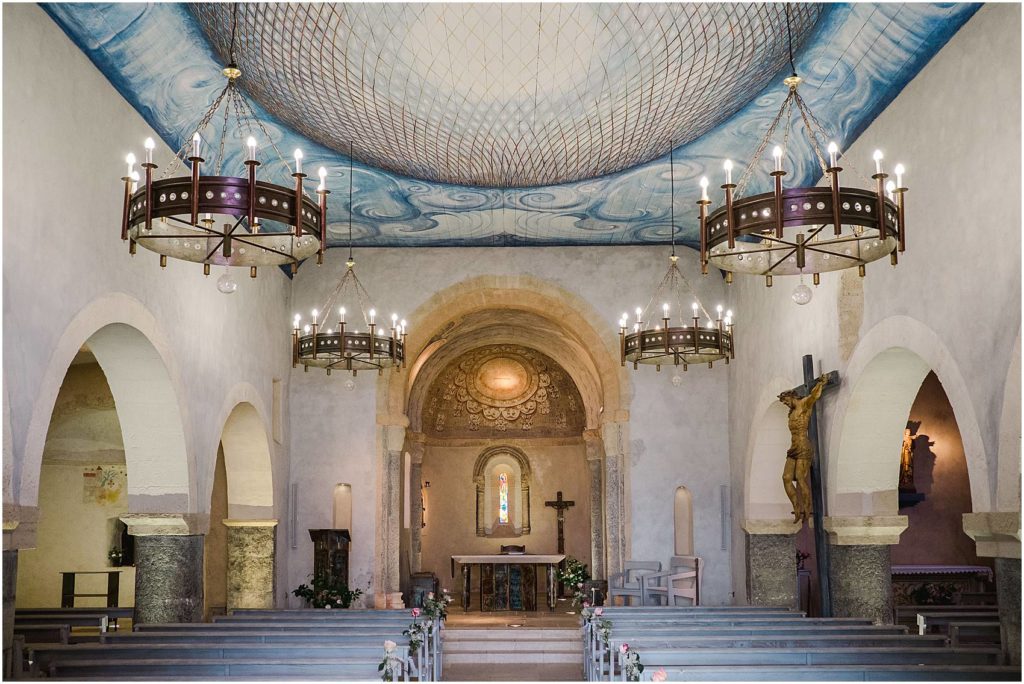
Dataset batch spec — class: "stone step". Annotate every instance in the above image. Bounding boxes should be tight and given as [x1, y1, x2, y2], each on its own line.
[444, 649, 581, 665]
[444, 628, 580, 641]
[445, 638, 579, 653]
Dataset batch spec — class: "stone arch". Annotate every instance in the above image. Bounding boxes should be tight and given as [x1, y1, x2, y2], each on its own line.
[473, 446, 532, 536]
[827, 315, 991, 517]
[744, 381, 795, 522]
[18, 293, 193, 513]
[995, 329, 1021, 513]
[217, 395, 275, 520]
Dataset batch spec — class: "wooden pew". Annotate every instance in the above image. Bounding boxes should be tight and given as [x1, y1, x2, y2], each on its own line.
[639, 664, 1022, 681]
[894, 604, 999, 631]
[46, 657, 393, 680]
[16, 606, 133, 631]
[12, 623, 69, 644]
[947, 621, 1002, 648]
[13, 613, 108, 632]
[917, 611, 1001, 636]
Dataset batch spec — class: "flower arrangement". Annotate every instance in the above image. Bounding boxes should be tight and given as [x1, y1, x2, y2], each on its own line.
[403, 615, 428, 654]
[378, 640, 403, 682]
[581, 604, 612, 645]
[651, 667, 668, 682]
[557, 557, 592, 607]
[292, 572, 363, 609]
[422, 589, 453, 622]
[620, 643, 644, 682]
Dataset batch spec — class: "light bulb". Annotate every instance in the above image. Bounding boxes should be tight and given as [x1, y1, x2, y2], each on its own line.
[872, 149, 883, 174]
[635, 307, 642, 318]
[662, 303, 670, 315]
[339, 306, 346, 322]
[633, 323, 640, 333]
[894, 164, 905, 188]
[369, 308, 376, 324]
[216, 270, 238, 295]
[671, 374, 683, 388]
[192, 133, 201, 158]
[716, 304, 723, 314]
[792, 282, 813, 305]
[827, 141, 839, 167]
[400, 319, 407, 334]
[326, 328, 333, 335]
[144, 137, 155, 163]
[246, 136, 257, 161]
[772, 145, 783, 172]
[699, 176, 709, 201]
[344, 378, 356, 392]
[391, 313, 398, 324]
[726, 309, 733, 318]
[318, 166, 328, 191]
[691, 302, 698, 313]
[129, 171, 139, 192]
[723, 159, 734, 185]
[304, 324, 311, 334]
[125, 153, 136, 177]
[724, 316, 732, 326]
[706, 320, 714, 329]
[312, 309, 319, 321]
[886, 180, 896, 200]
[293, 148, 303, 174]
[293, 313, 301, 326]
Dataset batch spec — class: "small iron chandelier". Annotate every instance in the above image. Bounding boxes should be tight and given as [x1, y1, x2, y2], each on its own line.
[291, 145, 406, 376]
[119, 5, 325, 280]
[619, 146, 735, 372]
[697, 9, 907, 303]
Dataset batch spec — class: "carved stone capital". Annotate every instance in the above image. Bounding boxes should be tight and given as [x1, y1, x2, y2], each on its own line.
[222, 519, 279, 528]
[743, 518, 803, 535]
[582, 429, 605, 462]
[2, 504, 38, 550]
[823, 515, 908, 545]
[963, 511, 1021, 559]
[121, 513, 207, 536]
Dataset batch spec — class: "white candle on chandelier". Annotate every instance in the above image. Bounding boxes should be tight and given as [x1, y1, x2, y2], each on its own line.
[192, 133, 201, 158]
[303, 324, 311, 334]
[885, 180, 896, 200]
[246, 136, 257, 162]
[391, 313, 398, 330]
[723, 159, 734, 185]
[400, 319, 407, 335]
[293, 314, 301, 329]
[634, 307, 643, 327]
[339, 307, 346, 323]
[827, 142, 839, 168]
[294, 148, 303, 175]
[369, 309, 376, 325]
[872, 149, 883, 175]
[318, 166, 328, 192]
[726, 309, 733, 319]
[144, 137, 155, 164]
[691, 302, 699, 317]
[716, 304, 724, 319]
[125, 153, 136, 177]
[772, 145, 783, 172]
[724, 315, 732, 326]
[130, 171, 139, 192]
[633, 323, 640, 333]
[894, 163, 905, 188]
[699, 176, 709, 201]
[311, 309, 319, 324]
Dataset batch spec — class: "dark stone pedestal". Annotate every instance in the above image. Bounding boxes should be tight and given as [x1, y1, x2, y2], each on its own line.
[3, 550, 17, 679]
[828, 544, 893, 624]
[134, 535, 204, 624]
[746, 533, 799, 609]
[996, 557, 1021, 665]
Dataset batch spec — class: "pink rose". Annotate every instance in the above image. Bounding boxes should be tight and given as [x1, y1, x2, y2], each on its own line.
[412, 607, 421, 618]
[583, 600, 591, 608]
[427, 592, 434, 600]
[652, 669, 667, 682]
[594, 607, 603, 617]
[620, 643, 629, 654]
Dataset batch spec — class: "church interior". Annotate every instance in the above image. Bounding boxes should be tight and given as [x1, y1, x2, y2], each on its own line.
[2, 2, 1021, 681]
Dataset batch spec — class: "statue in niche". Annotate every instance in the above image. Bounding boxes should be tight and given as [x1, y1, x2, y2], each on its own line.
[898, 420, 931, 508]
[899, 421, 922, 491]
[778, 373, 828, 523]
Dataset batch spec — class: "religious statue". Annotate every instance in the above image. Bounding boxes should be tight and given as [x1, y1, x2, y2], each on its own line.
[899, 420, 922, 491]
[778, 373, 829, 523]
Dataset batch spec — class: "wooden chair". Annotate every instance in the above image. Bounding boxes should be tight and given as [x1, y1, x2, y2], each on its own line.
[607, 560, 661, 606]
[642, 555, 702, 606]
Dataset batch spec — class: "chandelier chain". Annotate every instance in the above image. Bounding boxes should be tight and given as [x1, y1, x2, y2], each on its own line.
[347, 141, 355, 262]
[735, 89, 793, 197]
[669, 142, 676, 257]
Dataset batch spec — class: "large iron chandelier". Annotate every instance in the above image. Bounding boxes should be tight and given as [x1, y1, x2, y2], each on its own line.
[697, 10, 907, 303]
[619, 146, 735, 372]
[119, 6, 325, 282]
[292, 146, 406, 376]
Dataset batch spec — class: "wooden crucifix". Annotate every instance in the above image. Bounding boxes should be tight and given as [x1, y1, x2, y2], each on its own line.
[545, 491, 575, 555]
[781, 355, 840, 617]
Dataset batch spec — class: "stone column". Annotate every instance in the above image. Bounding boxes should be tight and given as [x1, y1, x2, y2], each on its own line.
[223, 519, 277, 611]
[742, 519, 801, 608]
[3, 506, 38, 680]
[122, 515, 205, 624]
[824, 516, 907, 624]
[375, 423, 406, 602]
[601, 419, 629, 579]
[407, 437, 425, 574]
[583, 429, 606, 580]
[964, 512, 1021, 665]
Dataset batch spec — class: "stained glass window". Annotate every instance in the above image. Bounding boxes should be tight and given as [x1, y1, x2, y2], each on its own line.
[498, 472, 509, 524]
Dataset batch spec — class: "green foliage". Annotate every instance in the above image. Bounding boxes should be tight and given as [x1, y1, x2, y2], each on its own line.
[292, 572, 363, 608]
[557, 556, 592, 607]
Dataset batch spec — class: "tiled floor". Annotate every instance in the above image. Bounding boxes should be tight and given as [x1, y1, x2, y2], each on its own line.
[447, 601, 583, 629]
[443, 663, 584, 681]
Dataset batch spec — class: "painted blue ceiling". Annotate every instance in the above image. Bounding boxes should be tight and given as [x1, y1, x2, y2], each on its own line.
[45, 3, 978, 249]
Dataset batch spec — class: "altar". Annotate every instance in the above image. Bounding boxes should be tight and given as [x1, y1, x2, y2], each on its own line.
[451, 554, 565, 612]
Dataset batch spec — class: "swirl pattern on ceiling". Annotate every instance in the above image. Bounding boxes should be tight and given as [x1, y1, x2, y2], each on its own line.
[189, 3, 820, 187]
[44, 3, 980, 248]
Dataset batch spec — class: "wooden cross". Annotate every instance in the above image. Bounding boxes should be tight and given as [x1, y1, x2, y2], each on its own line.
[545, 491, 575, 554]
[784, 355, 840, 617]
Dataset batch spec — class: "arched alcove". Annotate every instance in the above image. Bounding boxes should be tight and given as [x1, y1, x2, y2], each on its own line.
[333, 484, 353, 530]
[674, 487, 694, 556]
[218, 401, 274, 518]
[474, 446, 533, 536]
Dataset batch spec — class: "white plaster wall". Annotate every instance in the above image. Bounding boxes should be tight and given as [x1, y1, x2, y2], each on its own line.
[728, 4, 1021, 594]
[289, 245, 733, 604]
[3, 4, 294, 594]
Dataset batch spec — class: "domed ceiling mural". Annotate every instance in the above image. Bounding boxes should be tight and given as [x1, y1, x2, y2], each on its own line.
[46, 2, 978, 248]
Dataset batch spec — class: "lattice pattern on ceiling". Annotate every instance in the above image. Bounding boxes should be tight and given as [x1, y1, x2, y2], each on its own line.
[189, 3, 820, 187]
[44, 3, 980, 248]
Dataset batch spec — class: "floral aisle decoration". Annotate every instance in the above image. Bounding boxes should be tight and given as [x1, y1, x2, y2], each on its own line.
[651, 668, 668, 682]
[557, 556, 592, 607]
[403, 607, 429, 654]
[291, 572, 363, 608]
[422, 589, 453, 622]
[620, 643, 644, 682]
[581, 605, 613, 646]
[378, 640, 403, 682]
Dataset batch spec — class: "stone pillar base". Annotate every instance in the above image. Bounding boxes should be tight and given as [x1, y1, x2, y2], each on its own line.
[996, 558, 1021, 666]
[743, 520, 801, 609]
[828, 544, 893, 624]
[224, 520, 277, 611]
[133, 534, 204, 624]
